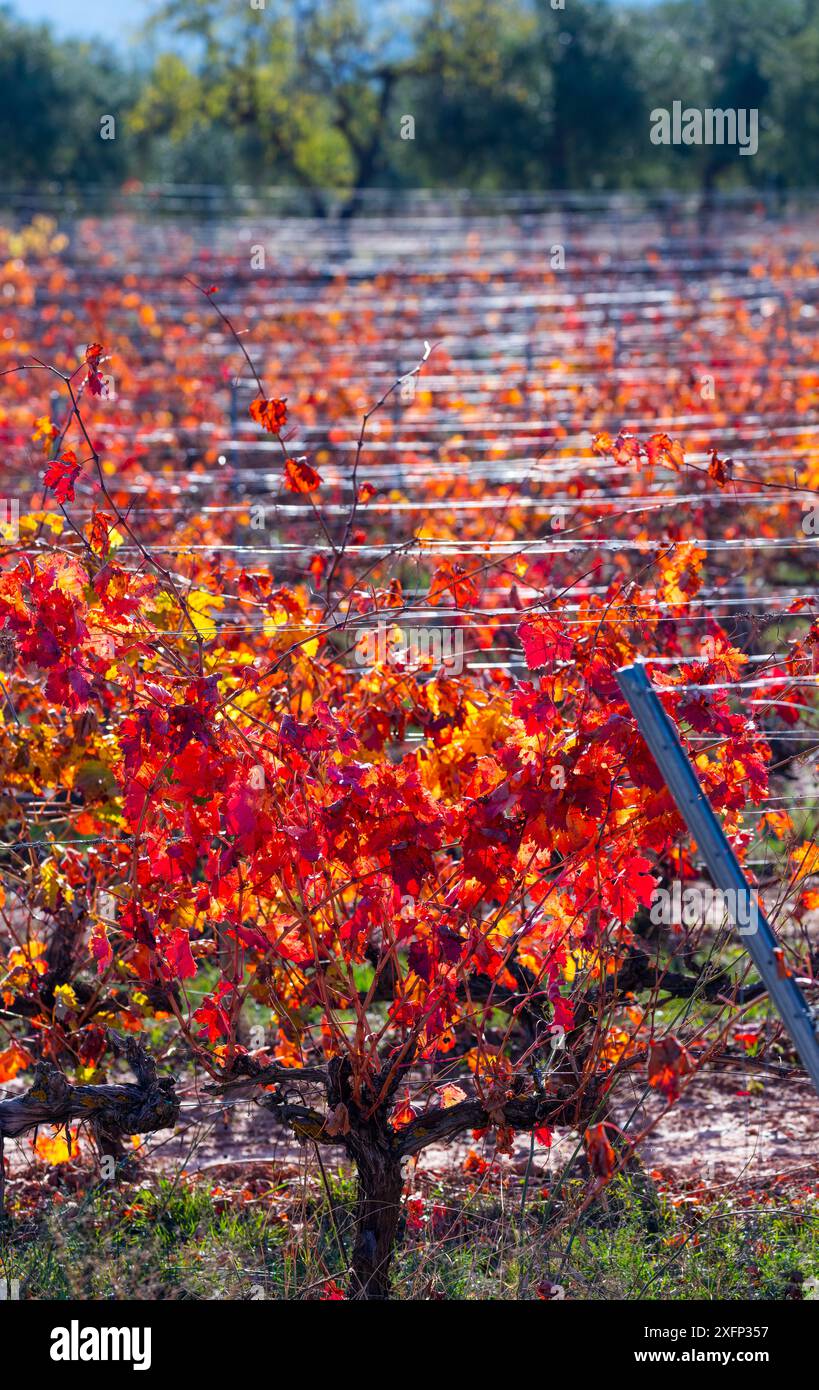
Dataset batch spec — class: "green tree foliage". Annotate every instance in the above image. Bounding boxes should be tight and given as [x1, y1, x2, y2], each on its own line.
[632, 0, 817, 190]
[1, 0, 819, 195]
[0, 7, 134, 184]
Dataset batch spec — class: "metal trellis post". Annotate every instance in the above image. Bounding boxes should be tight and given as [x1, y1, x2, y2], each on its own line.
[617, 661, 819, 1097]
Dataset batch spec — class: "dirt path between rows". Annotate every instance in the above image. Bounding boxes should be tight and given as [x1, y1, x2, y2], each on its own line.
[136, 1062, 819, 1195]
[5, 1060, 816, 1198]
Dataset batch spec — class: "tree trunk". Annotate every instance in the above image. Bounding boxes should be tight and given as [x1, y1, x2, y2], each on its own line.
[347, 1124, 404, 1300]
[324, 1055, 407, 1298]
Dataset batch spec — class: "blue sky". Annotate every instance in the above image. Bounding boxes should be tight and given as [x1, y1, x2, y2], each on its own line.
[12, 0, 154, 47]
[12, 0, 652, 50]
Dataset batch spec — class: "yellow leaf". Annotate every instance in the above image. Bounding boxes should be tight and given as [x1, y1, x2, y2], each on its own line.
[34, 1127, 81, 1165]
[187, 588, 224, 636]
[53, 983, 79, 1012]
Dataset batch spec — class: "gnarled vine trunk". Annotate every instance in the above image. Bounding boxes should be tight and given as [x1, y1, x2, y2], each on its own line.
[346, 1122, 404, 1300]
[251, 1056, 605, 1300]
[323, 1055, 407, 1300]
[0, 1035, 179, 1213]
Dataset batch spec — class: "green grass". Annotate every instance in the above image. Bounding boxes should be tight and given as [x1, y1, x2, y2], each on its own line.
[2, 1168, 816, 1300]
[561, 1179, 819, 1300]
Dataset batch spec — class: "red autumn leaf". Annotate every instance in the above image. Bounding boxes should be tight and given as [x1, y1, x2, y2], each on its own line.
[518, 613, 572, 670]
[428, 560, 478, 608]
[225, 781, 261, 839]
[708, 451, 732, 486]
[88, 510, 117, 557]
[645, 432, 685, 471]
[43, 448, 82, 502]
[249, 396, 288, 434]
[84, 343, 106, 396]
[163, 928, 197, 980]
[585, 1122, 616, 1180]
[551, 995, 574, 1032]
[90, 922, 113, 973]
[284, 456, 321, 493]
[648, 1035, 692, 1102]
[319, 1280, 346, 1300]
[194, 990, 231, 1042]
[610, 432, 642, 466]
[607, 855, 657, 922]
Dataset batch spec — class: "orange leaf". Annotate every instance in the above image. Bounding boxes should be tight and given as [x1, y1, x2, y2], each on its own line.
[389, 1091, 416, 1129]
[645, 432, 685, 471]
[249, 396, 288, 434]
[437, 1083, 467, 1109]
[585, 1122, 616, 1180]
[284, 456, 321, 493]
[428, 561, 477, 608]
[708, 451, 732, 486]
[0, 1041, 31, 1082]
[648, 1035, 692, 1101]
[34, 1126, 81, 1165]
